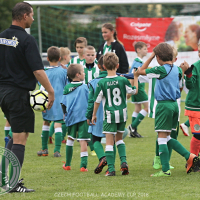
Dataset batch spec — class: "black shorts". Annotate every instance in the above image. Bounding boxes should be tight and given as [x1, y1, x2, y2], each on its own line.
[0, 85, 34, 133]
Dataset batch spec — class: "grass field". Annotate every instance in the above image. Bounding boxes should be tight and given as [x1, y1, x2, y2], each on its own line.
[0, 92, 199, 200]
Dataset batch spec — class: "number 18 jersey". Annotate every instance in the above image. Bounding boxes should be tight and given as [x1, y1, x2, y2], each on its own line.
[94, 75, 136, 123]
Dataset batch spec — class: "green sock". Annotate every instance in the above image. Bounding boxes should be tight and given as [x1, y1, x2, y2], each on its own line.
[185, 120, 190, 127]
[42, 130, 49, 150]
[54, 131, 62, 153]
[4, 128, 10, 137]
[8, 129, 12, 138]
[168, 130, 178, 160]
[159, 144, 170, 172]
[62, 123, 67, 140]
[65, 145, 73, 166]
[168, 138, 190, 160]
[105, 151, 115, 172]
[93, 141, 105, 160]
[88, 135, 94, 151]
[80, 154, 88, 168]
[113, 144, 116, 163]
[132, 117, 136, 124]
[49, 122, 55, 137]
[176, 121, 179, 137]
[131, 109, 147, 128]
[117, 143, 127, 165]
[155, 139, 159, 156]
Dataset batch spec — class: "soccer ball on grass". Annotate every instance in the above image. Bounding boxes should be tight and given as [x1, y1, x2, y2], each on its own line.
[30, 90, 48, 111]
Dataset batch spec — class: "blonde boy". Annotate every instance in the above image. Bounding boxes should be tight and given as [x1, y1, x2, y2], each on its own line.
[92, 52, 138, 176]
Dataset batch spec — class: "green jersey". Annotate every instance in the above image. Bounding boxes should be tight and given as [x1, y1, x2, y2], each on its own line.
[94, 75, 136, 123]
[69, 56, 86, 66]
[83, 63, 99, 84]
[69, 56, 98, 66]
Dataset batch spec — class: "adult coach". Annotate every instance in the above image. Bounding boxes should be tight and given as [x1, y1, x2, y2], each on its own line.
[96, 23, 129, 73]
[0, 2, 54, 192]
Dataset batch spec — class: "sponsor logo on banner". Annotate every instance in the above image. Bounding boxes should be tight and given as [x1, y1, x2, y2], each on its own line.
[130, 22, 151, 32]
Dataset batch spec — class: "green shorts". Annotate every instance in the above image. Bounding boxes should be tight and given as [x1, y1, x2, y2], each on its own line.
[103, 121, 126, 135]
[68, 121, 90, 141]
[131, 82, 148, 104]
[155, 101, 178, 132]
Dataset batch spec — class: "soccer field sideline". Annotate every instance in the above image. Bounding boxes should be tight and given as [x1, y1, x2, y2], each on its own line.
[0, 100, 199, 200]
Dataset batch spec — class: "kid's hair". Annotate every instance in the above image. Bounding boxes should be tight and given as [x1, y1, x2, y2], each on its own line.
[98, 55, 106, 71]
[47, 46, 60, 62]
[67, 64, 82, 80]
[74, 37, 87, 48]
[103, 52, 119, 70]
[83, 45, 96, 54]
[60, 47, 71, 61]
[153, 43, 173, 62]
[134, 41, 147, 53]
[102, 23, 121, 44]
[172, 46, 178, 60]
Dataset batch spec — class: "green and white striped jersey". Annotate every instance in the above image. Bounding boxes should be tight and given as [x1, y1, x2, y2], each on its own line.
[102, 41, 116, 55]
[69, 56, 86, 66]
[83, 63, 100, 84]
[69, 56, 98, 66]
[94, 75, 136, 123]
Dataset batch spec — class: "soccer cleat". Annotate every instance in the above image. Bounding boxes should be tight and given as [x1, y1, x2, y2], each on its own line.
[62, 139, 66, 144]
[121, 162, 129, 175]
[37, 149, 48, 156]
[54, 152, 61, 157]
[94, 157, 107, 174]
[80, 167, 88, 172]
[105, 171, 116, 176]
[90, 150, 96, 156]
[153, 156, 161, 169]
[186, 153, 200, 174]
[128, 125, 143, 138]
[9, 178, 35, 193]
[49, 136, 53, 144]
[151, 170, 171, 177]
[180, 123, 189, 136]
[62, 164, 71, 170]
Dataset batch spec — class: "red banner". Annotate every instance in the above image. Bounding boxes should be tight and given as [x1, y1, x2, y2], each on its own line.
[116, 17, 174, 51]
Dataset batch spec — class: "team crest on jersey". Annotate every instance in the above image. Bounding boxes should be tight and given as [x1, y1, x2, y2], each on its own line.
[194, 124, 200, 131]
[0, 36, 19, 48]
[94, 72, 99, 78]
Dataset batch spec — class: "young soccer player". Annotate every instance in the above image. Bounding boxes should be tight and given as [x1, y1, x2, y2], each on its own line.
[83, 45, 99, 84]
[140, 47, 183, 170]
[182, 42, 200, 158]
[37, 46, 67, 157]
[48, 47, 71, 144]
[91, 52, 139, 176]
[128, 42, 148, 138]
[69, 37, 87, 66]
[137, 42, 200, 177]
[62, 64, 90, 172]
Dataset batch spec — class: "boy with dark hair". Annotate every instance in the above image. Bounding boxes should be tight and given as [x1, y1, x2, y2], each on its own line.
[137, 42, 200, 177]
[69, 37, 87, 66]
[62, 64, 90, 172]
[128, 41, 148, 138]
[91, 52, 138, 176]
[37, 46, 67, 157]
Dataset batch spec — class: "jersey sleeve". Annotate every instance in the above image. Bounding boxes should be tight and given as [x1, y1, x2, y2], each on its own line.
[85, 83, 94, 119]
[138, 75, 149, 83]
[24, 36, 44, 71]
[185, 66, 197, 89]
[178, 67, 183, 88]
[94, 82, 103, 103]
[125, 79, 136, 95]
[145, 66, 167, 79]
